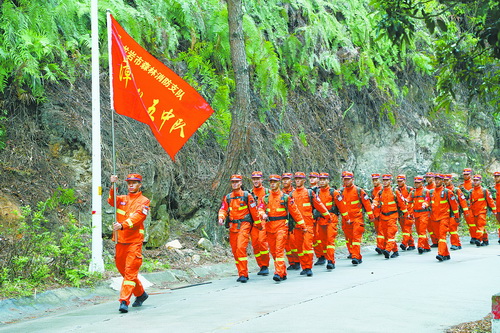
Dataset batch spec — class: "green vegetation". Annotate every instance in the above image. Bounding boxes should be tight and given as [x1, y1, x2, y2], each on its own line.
[0, 188, 101, 299]
[1, 0, 475, 154]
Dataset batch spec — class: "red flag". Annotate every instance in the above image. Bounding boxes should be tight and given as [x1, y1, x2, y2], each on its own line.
[109, 14, 214, 160]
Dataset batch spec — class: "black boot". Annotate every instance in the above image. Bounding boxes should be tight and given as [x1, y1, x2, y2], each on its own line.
[257, 266, 269, 275]
[132, 292, 149, 307]
[119, 301, 128, 313]
[326, 260, 335, 270]
[314, 256, 326, 265]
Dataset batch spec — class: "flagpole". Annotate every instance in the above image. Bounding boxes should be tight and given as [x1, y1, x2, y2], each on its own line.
[108, 10, 118, 245]
[89, 0, 104, 273]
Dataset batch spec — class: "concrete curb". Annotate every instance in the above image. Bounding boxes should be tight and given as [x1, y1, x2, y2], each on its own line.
[0, 260, 248, 325]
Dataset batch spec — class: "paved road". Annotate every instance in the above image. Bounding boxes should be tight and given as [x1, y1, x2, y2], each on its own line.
[1, 241, 499, 333]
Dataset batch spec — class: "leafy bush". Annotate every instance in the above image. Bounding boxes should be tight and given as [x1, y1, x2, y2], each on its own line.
[0, 188, 101, 298]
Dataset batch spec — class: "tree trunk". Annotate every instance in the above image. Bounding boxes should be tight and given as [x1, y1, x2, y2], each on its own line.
[212, 0, 252, 199]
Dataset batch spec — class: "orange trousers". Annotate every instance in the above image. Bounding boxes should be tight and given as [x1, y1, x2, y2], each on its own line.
[342, 219, 365, 260]
[448, 217, 461, 246]
[374, 216, 385, 250]
[497, 213, 500, 238]
[250, 224, 270, 267]
[229, 222, 251, 277]
[434, 218, 450, 256]
[466, 213, 477, 239]
[313, 222, 323, 258]
[115, 242, 145, 305]
[414, 215, 430, 250]
[427, 220, 439, 245]
[473, 214, 488, 242]
[380, 217, 398, 252]
[286, 230, 299, 265]
[315, 222, 337, 262]
[266, 228, 288, 277]
[399, 215, 415, 247]
[294, 225, 314, 269]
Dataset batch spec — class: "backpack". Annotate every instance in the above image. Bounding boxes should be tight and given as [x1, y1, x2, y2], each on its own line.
[339, 186, 366, 212]
[263, 193, 294, 230]
[225, 191, 253, 228]
[377, 188, 403, 214]
[410, 188, 430, 212]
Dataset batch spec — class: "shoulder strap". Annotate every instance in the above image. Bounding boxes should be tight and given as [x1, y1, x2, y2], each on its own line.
[263, 193, 270, 205]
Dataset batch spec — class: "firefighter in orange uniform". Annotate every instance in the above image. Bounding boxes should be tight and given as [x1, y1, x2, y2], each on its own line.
[444, 174, 471, 250]
[407, 176, 431, 254]
[282, 172, 295, 194]
[309, 172, 320, 191]
[315, 172, 348, 270]
[249, 171, 271, 276]
[396, 174, 415, 251]
[259, 174, 305, 282]
[218, 174, 262, 283]
[291, 172, 330, 276]
[469, 174, 497, 246]
[461, 168, 473, 191]
[373, 174, 408, 259]
[424, 172, 438, 247]
[429, 174, 459, 261]
[460, 168, 476, 243]
[109, 173, 150, 313]
[494, 172, 500, 243]
[309, 172, 324, 264]
[282, 172, 299, 270]
[339, 171, 374, 265]
[370, 174, 384, 254]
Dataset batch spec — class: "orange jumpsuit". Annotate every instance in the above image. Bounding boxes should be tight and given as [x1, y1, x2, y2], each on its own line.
[291, 188, 330, 270]
[407, 187, 431, 251]
[339, 186, 374, 260]
[397, 184, 414, 248]
[370, 185, 384, 251]
[315, 187, 348, 264]
[429, 186, 459, 257]
[218, 190, 261, 278]
[446, 185, 470, 247]
[460, 179, 475, 238]
[496, 183, 500, 239]
[282, 185, 298, 266]
[250, 186, 270, 268]
[373, 187, 408, 254]
[469, 186, 497, 243]
[425, 182, 438, 246]
[259, 190, 305, 278]
[108, 187, 150, 306]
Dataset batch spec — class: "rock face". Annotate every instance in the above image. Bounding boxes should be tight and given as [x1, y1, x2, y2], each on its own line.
[1, 81, 498, 249]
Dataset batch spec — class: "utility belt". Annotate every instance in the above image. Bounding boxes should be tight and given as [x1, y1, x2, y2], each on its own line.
[227, 214, 252, 229]
[381, 210, 398, 216]
[414, 208, 430, 213]
[268, 216, 287, 222]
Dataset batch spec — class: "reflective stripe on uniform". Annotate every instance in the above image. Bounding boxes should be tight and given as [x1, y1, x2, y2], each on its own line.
[139, 229, 144, 234]
[352, 242, 361, 245]
[124, 280, 136, 287]
[126, 219, 133, 228]
[351, 200, 359, 204]
[238, 205, 248, 210]
[275, 258, 286, 262]
[326, 245, 335, 249]
[377, 235, 385, 239]
[238, 257, 248, 261]
[116, 208, 126, 216]
[277, 208, 286, 212]
[303, 203, 311, 207]
[439, 239, 447, 243]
